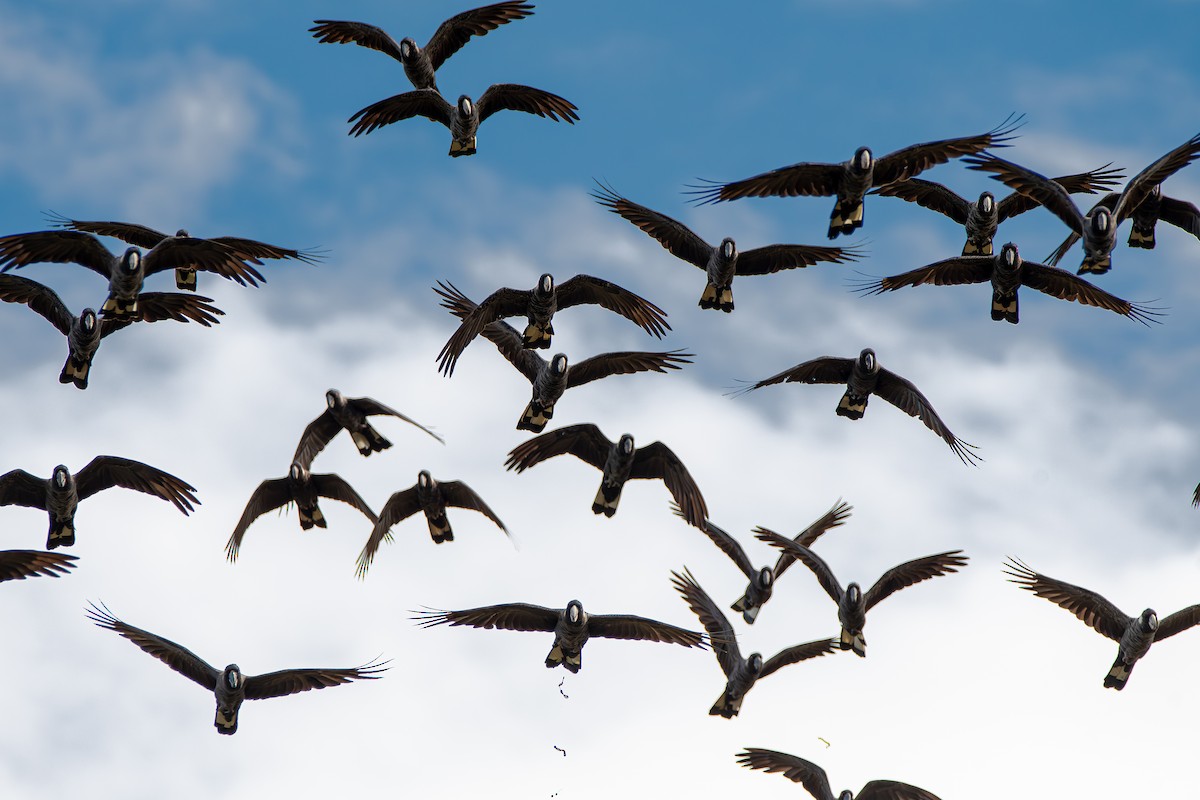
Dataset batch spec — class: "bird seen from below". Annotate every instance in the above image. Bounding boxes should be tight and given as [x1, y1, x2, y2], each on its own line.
[755, 532, 968, 657]
[412, 597, 706, 673]
[86, 602, 387, 734]
[737, 747, 945, 800]
[292, 389, 443, 466]
[0, 550, 78, 583]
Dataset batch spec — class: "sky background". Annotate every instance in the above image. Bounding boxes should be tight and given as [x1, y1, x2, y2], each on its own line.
[2, 0, 1200, 797]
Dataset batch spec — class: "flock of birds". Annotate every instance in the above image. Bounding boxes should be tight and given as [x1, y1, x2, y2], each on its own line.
[3, 2, 1200, 796]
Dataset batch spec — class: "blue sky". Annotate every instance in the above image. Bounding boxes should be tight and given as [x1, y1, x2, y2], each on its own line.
[2, 1, 1200, 798]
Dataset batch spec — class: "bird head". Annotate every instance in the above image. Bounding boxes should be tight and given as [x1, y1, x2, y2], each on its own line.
[747, 652, 764, 675]
[457, 95, 474, 117]
[121, 248, 141, 274]
[399, 38, 418, 61]
[999, 242, 1020, 271]
[757, 567, 773, 589]
[566, 600, 585, 626]
[174, 228, 190, 238]
[550, 354, 569, 376]
[1090, 207, 1112, 234]
[1140, 609, 1158, 632]
[857, 349, 877, 374]
[537, 273, 554, 295]
[720, 238, 737, 260]
[978, 192, 995, 214]
[80, 309, 98, 333]
[418, 470, 433, 489]
[618, 434, 635, 455]
[847, 582, 862, 605]
[53, 465, 70, 489]
[852, 147, 873, 173]
[326, 389, 343, 410]
[288, 462, 305, 481]
[223, 665, 242, 690]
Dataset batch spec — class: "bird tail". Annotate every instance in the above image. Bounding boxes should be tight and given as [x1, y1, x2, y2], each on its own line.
[350, 426, 391, 456]
[730, 596, 761, 624]
[214, 706, 239, 735]
[100, 295, 138, 319]
[545, 643, 564, 670]
[517, 401, 552, 433]
[709, 691, 741, 719]
[449, 137, 477, 157]
[836, 391, 868, 420]
[828, 198, 864, 238]
[991, 290, 1019, 324]
[47, 519, 75, 549]
[521, 321, 554, 349]
[1104, 655, 1134, 690]
[592, 482, 623, 518]
[962, 239, 993, 256]
[841, 627, 866, 657]
[1127, 223, 1156, 249]
[426, 512, 454, 544]
[59, 355, 91, 390]
[299, 503, 326, 530]
[1077, 255, 1112, 275]
[175, 268, 198, 291]
[698, 283, 734, 312]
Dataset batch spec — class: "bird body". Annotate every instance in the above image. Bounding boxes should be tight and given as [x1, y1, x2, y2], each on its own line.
[292, 389, 443, 466]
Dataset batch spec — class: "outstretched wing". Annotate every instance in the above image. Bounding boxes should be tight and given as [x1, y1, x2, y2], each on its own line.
[225, 478, 294, 561]
[0, 274, 74, 335]
[590, 181, 712, 268]
[761, 498, 853, 579]
[1155, 605, 1200, 642]
[732, 356, 855, 397]
[873, 368, 982, 466]
[964, 153, 1086, 235]
[588, 613, 706, 648]
[674, 505, 756, 581]
[0, 550, 77, 582]
[86, 601, 219, 691]
[348, 396, 443, 442]
[1112, 133, 1200, 222]
[855, 255, 994, 294]
[864, 550, 968, 611]
[629, 441, 707, 528]
[736, 748, 835, 800]
[310, 473, 378, 523]
[355, 487, 422, 577]
[436, 286, 532, 377]
[308, 19, 405, 63]
[870, 178, 970, 223]
[433, 281, 544, 382]
[412, 603, 561, 632]
[438, 480, 508, 535]
[0, 230, 116, 277]
[687, 161, 844, 205]
[425, 2, 535, 70]
[565, 349, 691, 389]
[100, 293, 225, 338]
[74, 456, 198, 512]
[46, 213, 169, 249]
[1020, 261, 1162, 326]
[736, 242, 864, 275]
[753, 532, 844, 605]
[243, 658, 388, 701]
[996, 166, 1124, 221]
[555, 274, 670, 338]
[1002, 557, 1131, 642]
[670, 567, 741, 679]
[0, 469, 48, 510]
[871, 114, 1023, 186]
[291, 411, 342, 469]
[759, 638, 839, 679]
[476, 84, 579, 124]
[504, 423, 614, 473]
[347, 89, 454, 136]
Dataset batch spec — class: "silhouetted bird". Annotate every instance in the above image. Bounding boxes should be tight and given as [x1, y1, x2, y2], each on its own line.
[292, 389, 443, 467]
[737, 748, 944, 800]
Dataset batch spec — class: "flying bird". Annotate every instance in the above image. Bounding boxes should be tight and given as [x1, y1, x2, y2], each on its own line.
[412, 598, 706, 673]
[671, 567, 838, 718]
[347, 85, 578, 157]
[435, 271, 669, 375]
[0, 229, 260, 318]
[737, 748, 945, 800]
[435, 281, 691, 432]
[355, 470, 508, 578]
[688, 114, 1023, 238]
[1003, 557, 1200, 690]
[0, 457, 198, 549]
[505, 424, 707, 528]
[47, 212, 323, 291]
[735, 348, 981, 466]
[0, 550, 77, 583]
[869, 163, 1124, 255]
[292, 389, 443, 467]
[86, 602, 386, 734]
[1043, 183, 1200, 267]
[964, 132, 1200, 274]
[855, 242, 1161, 325]
[673, 499, 852, 624]
[224, 462, 377, 562]
[592, 182, 863, 311]
[0, 274, 224, 389]
[310, 2, 535, 93]
[755, 532, 968, 657]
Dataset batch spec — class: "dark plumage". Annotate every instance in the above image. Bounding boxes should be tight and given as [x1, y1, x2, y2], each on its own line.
[737, 748, 944, 800]
[47, 213, 322, 291]
[592, 182, 863, 311]
[674, 499, 852, 624]
[224, 462, 378, 562]
[735, 348, 981, 466]
[292, 389, 443, 467]
[0, 457, 198, 549]
[1044, 184, 1200, 265]
[435, 282, 691, 432]
[87, 602, 386, 735]
[964, 133, 1200, 274]
[672, 568, 838, 718]
[756, 533, 968, 657]
[0, 229, 260, 318]
[505, 424, 707, 528]
[1004, 557, 1200, 690]
[347, 85, 577, 156]
[436, 272, 669, 375]
[412, 598, 705, 673]
[310, 3, 535, 93]
[0, 550, 77, 582]
[0, 274, 223, 389]
[688, 115, 1023, 238]
[856, 242, 1161, 325]
[355, 470, 508, 577]
[869, 163, 1124, 255]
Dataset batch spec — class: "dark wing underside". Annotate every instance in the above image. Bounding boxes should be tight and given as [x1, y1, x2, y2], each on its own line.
[670, 568, 741, 679]
[871, 114, 1023, 186]
[0, 230, 115, 277]
[476, 84, 579, 124]
[0, 469, 48, 510]
[870, 178, 970, 223]
[436, 286, 532, 376]
[47, 214, 169, 249]
[1002, 557, 1132, 642]
[347, 89, 454, 136]
[425, 2, 536, 71]
[86, 601, 219, 691]
[734, 356, 855, 396]
[628, 441, 707, 528]
[243, 659, 387, 701]
[590, 182, 713, 268]
[996, 165, 1125, 221]
[0, 550, 77, 581]
[309, 473, 378, 523]
[74, 456, 199, 512]
[759, 638, 839, 679]
[504, 423, 614, 473]
[736, 748, 835, 800]
[677, 507, 756, 580]
[587, 613, 706, 648]
[308, 20, 405, 63]
[856, 255, 993, 294]
[762, 498, 853, 579]
[225, 478, 295, 561]
[434, 281, 544, 382]
[1019, 261, 1161, 325]
[1155, 605, 1200, 642]
[736, 242, 864, 275]
[873, 369, 982, 465]
[688, 161, 844, 204]
[292, 412, 343, 469]
[413, 602, 561, 632]
[863, 550, 968, 611]
[565, 349, 691, 389]
[437, 480, 508, 534]
[0, 274, 74, 335]
[555, 274, 670, 338]
[754, 532, 844, 605]
[355, 486, 422, 577]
